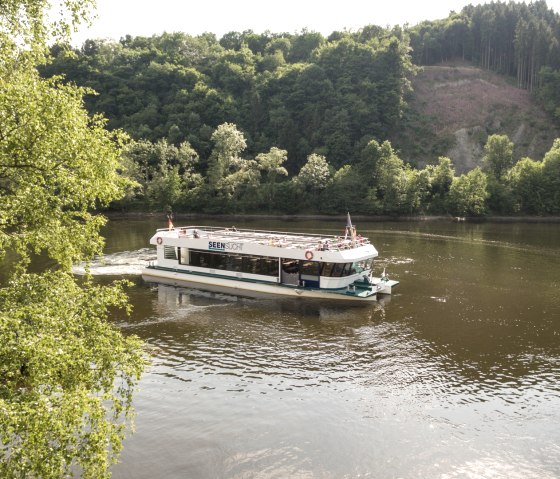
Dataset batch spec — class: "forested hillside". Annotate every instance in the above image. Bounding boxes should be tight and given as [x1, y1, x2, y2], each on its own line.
[43, 27, 413, 172]
[41, 0, 560, 216]
[408, 0, 560, 105]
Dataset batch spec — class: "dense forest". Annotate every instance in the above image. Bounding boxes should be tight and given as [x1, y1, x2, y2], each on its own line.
[41, 0, 560, 216]
[408, 0, 560, 112]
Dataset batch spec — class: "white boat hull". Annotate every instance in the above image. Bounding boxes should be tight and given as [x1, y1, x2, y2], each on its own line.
[142, 267, 379, 302]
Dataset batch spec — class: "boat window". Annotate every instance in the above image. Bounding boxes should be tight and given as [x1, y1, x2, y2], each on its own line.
[189, 250, 200, 266]
[190, 250, 209, 267]
[331, 263, 348, 277]
[321, 263, 335, 277]
[282, 260, 299, 274]
[203, 253, 211, 268]
[301, 261, 320, 276]
[243, 256, 258, 274]
[259, 258, 279, 276]
[352, 258, 373, 273]
[187, 249, 278, 277]
[209, 252, 225, 269]
[226, 255, 243, 272]
[164, 246, 177, 260]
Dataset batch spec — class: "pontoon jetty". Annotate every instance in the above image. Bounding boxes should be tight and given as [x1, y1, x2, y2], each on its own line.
[142, 219, 398, 302]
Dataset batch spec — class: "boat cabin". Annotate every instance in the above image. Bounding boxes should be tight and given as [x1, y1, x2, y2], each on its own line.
[149, 226, 377, 291]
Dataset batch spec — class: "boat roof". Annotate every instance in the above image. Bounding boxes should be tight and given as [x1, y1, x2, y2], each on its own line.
[155, 225, 372, 253]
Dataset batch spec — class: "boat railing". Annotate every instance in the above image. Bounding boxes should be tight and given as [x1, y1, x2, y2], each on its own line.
[155, 225, 371, 252]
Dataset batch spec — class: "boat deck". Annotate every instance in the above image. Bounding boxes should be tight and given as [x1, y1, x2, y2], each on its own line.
[157, 226, 370, 252]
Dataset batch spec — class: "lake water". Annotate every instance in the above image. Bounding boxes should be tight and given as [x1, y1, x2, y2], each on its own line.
[97, 217, 560, 479]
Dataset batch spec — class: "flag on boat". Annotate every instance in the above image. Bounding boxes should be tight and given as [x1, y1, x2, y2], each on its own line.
[167, 213, 174, 230]
[345, 212, 356, 242]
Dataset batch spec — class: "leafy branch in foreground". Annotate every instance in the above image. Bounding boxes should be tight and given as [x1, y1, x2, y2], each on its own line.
[0, 273, 145, 479]
[1, 1, 148, 477]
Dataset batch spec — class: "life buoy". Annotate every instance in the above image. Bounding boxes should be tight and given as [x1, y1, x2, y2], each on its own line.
[305, 250, 314, 260]
[156, 237, 163, 245]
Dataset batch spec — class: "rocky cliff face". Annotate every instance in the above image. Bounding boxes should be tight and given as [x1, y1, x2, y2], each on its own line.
[395, 64, 559, 173]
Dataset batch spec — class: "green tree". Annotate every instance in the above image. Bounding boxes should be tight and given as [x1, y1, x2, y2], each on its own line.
[538, 67, 560, 121]
[293, 153, 332, 210]
[322, 164, 365, 213]
[293, 153, 332, 193]
[541, 138, 560, 213]
[367, 140, 409, 214]
[207, 122, 247, 186]
[0, 2, 146, 478]
[217, 159, 261, 211]
[121, 138, 201, 209]
[447, 167, 489, 216]
[482, 134, 515, 213]
[403, 168, 430, 214]
[255, 147, 289, 207]
[509, 157, 545, 214]
[146, 164, 183, 209]
[483, 134, 515, 179]
[288, 30, 325, 62]
[425, 156, 455, 212]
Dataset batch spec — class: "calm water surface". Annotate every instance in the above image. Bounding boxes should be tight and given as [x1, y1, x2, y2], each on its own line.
[99, 218, 560, 478]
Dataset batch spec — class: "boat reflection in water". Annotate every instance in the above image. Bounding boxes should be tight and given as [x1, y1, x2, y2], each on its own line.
[152, 282, 392, 319]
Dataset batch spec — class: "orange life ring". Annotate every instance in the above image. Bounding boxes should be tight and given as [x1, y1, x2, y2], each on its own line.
[305, 250, 314, 260]
[156, 237, 163, 245]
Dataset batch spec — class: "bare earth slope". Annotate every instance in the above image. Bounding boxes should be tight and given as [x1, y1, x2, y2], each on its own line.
[396, 64, 559, 173]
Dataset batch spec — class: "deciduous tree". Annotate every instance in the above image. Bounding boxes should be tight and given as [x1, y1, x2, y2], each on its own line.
[0, 2, 146, 478]
[255, 147, 288, 207]
[483, 134, 515, 179]
[447, 167, 489, 216]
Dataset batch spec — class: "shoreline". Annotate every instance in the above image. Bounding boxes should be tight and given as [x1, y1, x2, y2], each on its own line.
[101, 211, 560, 224]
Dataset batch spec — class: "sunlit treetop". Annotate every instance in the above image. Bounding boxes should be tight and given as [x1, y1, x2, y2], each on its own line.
[0, 1, 95, 42]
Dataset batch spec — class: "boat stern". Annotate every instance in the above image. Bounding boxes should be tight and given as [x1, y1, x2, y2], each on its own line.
[353, 272, 399, 295]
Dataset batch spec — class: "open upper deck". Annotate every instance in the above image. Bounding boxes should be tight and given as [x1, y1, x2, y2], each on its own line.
[156, 225, 371, 252]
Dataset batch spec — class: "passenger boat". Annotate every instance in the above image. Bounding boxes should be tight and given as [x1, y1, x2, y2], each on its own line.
[142, 217, 398, 302]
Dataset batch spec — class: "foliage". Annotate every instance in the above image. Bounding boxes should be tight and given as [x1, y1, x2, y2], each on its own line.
[115, 125, 560, 216]
[537, 66, 560, 120]
[34, 5, 560, 218]
[255, 147, 288, 208]
[0, 1, 146, 477]
[509, 157, 546, 214]
[42, 26, 416, 171]
[293, 153, 332, 192]
[120, 139, 201, 210]
[0, 273, 144, 479]
[541, 138, 560, 213]
[447, 167, 489, 216]
[364, 140, 430, 215]
[0, 67, 130, 270]
[406, 0, 560, 119]
[483, 134, 515, 179]
[482, 134, 516, 213]
[408, 1, 560, 91]
[207, 122, 247, 186]
[425, 156, 455, 212]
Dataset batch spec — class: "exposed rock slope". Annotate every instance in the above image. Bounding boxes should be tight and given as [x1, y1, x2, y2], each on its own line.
[396, 64, 559, 172]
